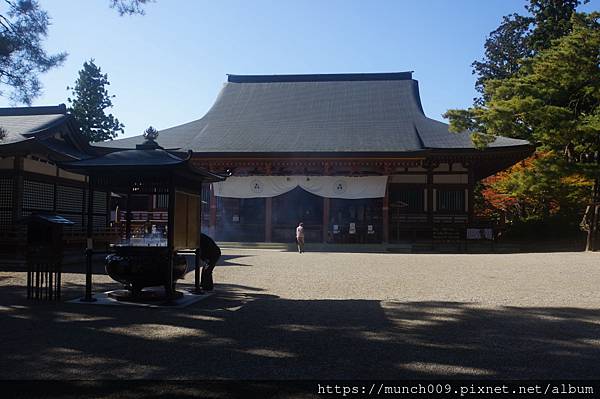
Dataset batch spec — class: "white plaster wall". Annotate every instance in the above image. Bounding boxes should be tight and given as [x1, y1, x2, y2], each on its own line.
[433, 174, 468, 184]
[389, 175, 427, 184]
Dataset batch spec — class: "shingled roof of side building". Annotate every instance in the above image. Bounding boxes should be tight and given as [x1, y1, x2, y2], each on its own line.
[0, 104, 92, 160]
[96, 72, 531, 154]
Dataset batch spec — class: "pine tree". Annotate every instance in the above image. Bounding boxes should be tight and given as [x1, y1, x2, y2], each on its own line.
[445, 12, 600, 245]
[471, 0, 587, 99]
[67, 60, 124, 142]
[0, 0, 67, 104]
[446, 12, 600, 154]
[0, 1, 151, 104]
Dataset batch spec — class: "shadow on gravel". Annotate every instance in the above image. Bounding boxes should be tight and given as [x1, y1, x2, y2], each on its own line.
[217, 254, 255, 267]
[1, 278, 599, 383]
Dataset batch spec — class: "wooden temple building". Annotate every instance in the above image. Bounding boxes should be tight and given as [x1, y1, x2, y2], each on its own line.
[0, 105, 112, 254]
[101, 72, 533, 244]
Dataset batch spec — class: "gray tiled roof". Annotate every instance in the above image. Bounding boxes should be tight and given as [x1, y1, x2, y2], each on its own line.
[0, 105, 69, 145]
[0, 104, 94, 161]
[98, 73, 530, 153]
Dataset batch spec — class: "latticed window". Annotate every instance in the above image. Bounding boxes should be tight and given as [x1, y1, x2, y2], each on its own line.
[157, 194, 168, 209]
[23, 180, 53, 211]
[57, 185, 83, 213]
[0, 178, 12, 208]
[93, 215, 107, 230]
[389, 186, 424, 212]
[93, 191, 107, 213]
[437, 189, 465, 212]
[0, 178, 13, 229]
[0, 210, 10, 229]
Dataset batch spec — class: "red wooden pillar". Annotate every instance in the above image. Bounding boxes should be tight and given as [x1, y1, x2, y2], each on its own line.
[322, 161, 331, 243]
[265, 197, 272, 242]
[209, 184, 217, 237]
[382, 163, 391, 243]
[427, 163, 434, 225]
[467, 163, 475, 225]
[264, 162, 272, 242]
[322, 197, 330, 243]
[382, 186, 389, 243]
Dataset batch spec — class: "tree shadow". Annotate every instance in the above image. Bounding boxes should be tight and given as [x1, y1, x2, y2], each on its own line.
[1, 282, 600, 381]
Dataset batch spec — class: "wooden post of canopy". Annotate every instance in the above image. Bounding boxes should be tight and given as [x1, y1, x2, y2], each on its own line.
[81, 176, 96, 302]
[194, 184, 203, 294]
[125, 186, 133, 242]
[165, 176, 176, 303]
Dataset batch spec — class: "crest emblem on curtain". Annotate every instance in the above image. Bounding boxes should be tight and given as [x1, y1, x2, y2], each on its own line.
[334, 180, 347, 194]
[251, 179, 263, 194]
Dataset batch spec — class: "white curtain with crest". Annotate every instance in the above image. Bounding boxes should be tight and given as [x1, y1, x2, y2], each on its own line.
[212, 176, 388, 199]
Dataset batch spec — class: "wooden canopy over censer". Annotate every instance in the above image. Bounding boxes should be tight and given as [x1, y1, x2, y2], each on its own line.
[60, 127, 225, 303]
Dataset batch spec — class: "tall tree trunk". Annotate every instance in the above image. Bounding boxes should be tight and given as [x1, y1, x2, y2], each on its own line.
[586, 177, 599, 251]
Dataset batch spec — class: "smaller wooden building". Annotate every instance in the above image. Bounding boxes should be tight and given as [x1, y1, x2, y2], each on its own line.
[0, 105, 109, 254]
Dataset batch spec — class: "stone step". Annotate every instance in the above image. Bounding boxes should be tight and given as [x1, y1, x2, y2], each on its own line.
[217, 241, 414, 253]
[217, 242, 292, 250]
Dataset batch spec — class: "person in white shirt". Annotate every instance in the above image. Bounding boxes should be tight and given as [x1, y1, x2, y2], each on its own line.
[296, 222, 305, 253]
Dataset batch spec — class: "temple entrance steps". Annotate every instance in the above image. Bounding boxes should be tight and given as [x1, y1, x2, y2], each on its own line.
[217, 241, 531, 253]
[217, 242, 413, 253]
[218, 242, 292, 251]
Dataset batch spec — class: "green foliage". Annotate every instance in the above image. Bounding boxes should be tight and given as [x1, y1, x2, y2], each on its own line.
[471, 0, 587, 98]
[0, 0, 151, 104]
[454, 4, 599, 237]
[494, 154, 592, 219]
[471, 13, 532, 97]
[109, 0, 153, 16]
[526, 0, 588, 51]
[67, 59, 124, 142]
[480, 154, 592, 239]
[501, 215, 585, 239]
[0, 0, 67, 104]
[446, 12, 600, 157]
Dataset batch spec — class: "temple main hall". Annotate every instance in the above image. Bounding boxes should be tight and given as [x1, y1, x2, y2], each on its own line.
[103, 72, 533, 244]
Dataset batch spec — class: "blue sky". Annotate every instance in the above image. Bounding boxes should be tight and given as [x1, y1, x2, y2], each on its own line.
[2, 0, 598, 139]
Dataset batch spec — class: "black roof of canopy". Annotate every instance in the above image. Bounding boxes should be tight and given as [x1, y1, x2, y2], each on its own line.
[63, 148, 192, 169]
[59, 137, 225, 192]
[96, 72, 531, 155]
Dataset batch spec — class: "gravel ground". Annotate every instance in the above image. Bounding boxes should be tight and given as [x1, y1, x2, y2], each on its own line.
[1, 249, 600, 380]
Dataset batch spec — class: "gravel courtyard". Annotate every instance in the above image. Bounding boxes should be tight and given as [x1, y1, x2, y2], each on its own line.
[1, 249, 600, 379]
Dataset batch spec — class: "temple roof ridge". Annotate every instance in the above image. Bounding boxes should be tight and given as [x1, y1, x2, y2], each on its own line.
[227, 72, 414, 83]
[0, 104, 67, 117]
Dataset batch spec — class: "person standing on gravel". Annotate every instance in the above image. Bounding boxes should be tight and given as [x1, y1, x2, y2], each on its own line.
[296, 222, 305, 253]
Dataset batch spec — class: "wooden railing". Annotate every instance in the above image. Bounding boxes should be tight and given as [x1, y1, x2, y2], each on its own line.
[118, 211, 168, 222]
[0, 227, 119, 244]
